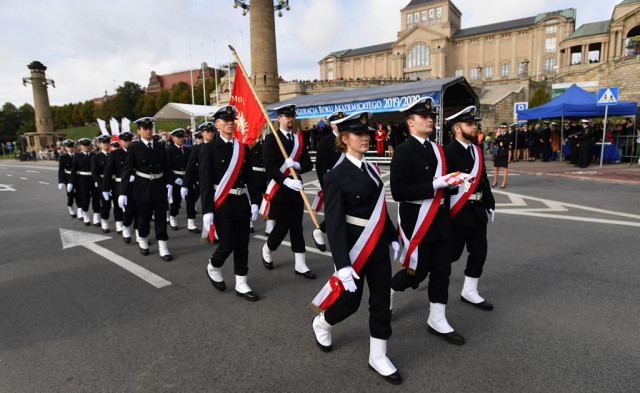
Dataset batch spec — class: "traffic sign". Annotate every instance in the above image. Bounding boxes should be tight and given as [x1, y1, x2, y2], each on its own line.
[597, 87, 619, 106]
[514, 101, 528, 121]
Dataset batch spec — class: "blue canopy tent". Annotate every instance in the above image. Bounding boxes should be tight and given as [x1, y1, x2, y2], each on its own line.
[516, 84, 637, 120]
[516, 84, 637, 161]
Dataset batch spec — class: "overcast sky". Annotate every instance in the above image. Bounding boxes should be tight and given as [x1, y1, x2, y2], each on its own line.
[1, 0, 617, 107]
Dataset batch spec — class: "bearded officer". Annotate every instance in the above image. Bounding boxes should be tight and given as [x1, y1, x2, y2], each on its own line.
[200, 106, 260, 301]
[261, 104, 315, 279]
[58, 139, 78, 218]
[103, 131, 135, 241]
[167, 128, 198, 232]
[444, 106, 496, 312]
[118, 117, 173, 261]
[389, 97, 466, 345]
[312, 111, 347, 251]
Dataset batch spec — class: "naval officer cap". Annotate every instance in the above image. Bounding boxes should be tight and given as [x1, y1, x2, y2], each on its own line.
[134, 117, 155, 129]
[193, 131, 203, 139]
[197, 121, 216, 132]
[328, 111, 347, 122]
[63, 139, 77, 148]
[110, 140, 120, 148]
[213, 105, 238, 121]
[399, 96, 438, 117]
[170, 128, 186, 138]
[445, 105, 482, 124]
[77, 138, 92, 146]
[118, 131, 134, 141]
[499, 123, 508, 128]
[581, 119, 590, 124]
[97, 135, 111, 144]
[274, 104, 297, 117]
[543, 120, 550, 124]
[332, 111, 372, 134]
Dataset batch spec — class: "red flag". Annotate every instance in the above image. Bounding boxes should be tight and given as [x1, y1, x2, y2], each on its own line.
[230, 67, 266, 146]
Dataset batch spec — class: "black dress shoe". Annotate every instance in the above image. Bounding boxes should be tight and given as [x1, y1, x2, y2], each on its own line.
[139, 247, 149, 256]
[94, 223, 101, 227]
[428, 326, 465, 345]
[295, 270, 316, 279]
[313, 238, 327, 252]
[161, 254, 173, 262]
[249, 227, 255, 233]
[171, 225, 179, 231]
[315, 338, 332, 353]
[461, 296, 494, 311]
[188, 227, 200, 234]
[262, 256, 274, 270]
[70, 214, 76, 218]
[207, 267, 226, 291]
[369, 365, 402, 385]
[84, 222, 91, 226]
[236, 290, 259, 302]
[116, 230, 122, 234]
[123, 237, 131, 244]
[102, 228, 110, 233]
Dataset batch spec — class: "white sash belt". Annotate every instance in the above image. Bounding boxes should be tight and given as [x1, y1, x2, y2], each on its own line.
[345, 215, 369, 227]
[252, 166, 266, 172]
[173, 170, 185, 175]
[114, 177, 122, 182]
[64, 169, 71, 174]
[468, 193, 483, 201]
[77, 171, 91, 176]
[136, 171, 163, 180]
[214, 184, 246, 196]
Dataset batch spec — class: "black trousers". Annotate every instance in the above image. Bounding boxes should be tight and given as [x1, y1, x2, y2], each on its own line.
[91, 183, 101, 213]
[210, 196, 251, 276]
[123, 196, 137, 228]
[98, 186, 111, 220]
[169, 181, 196, 219]
[75, 177, 92, 211]
[541, 143, 551, 162]
[569, 140, 579, 164]
[324, 254, 392, 340]
[267, 196, 305, 253]
[391, 238, 452, 304]
[111, 188, 123, 222]
[66, 188, 76, 207]
[451, 224, 487, 278]
[578, 144, 591, 167]
[136, 200, 168, 241]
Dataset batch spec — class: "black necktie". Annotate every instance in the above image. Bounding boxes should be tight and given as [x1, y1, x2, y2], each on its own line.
[287, 133, 293, 143]
[147, 143, 152, 150]
[360, 162, 367, 173]
[467, 145, 474, 161]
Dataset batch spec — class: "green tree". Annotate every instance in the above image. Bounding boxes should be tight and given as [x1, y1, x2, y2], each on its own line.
[80, 100, 95, 124]
[114, 81, 143, 119]
[170, 82, 190, 103]
[72, 102, 84, 126]
[194, 78, 217, 106]
[17, 104, 35, 135]
[529, 82, 551, 108]
[155, 89, 170, 110]
[141, 93, 158, 116]
[0, 102, 20, 142]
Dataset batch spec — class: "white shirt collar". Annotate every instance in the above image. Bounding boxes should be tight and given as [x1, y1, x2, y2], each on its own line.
[280, 128, 292, 137]
[332, 130, 339, 137]
[141, 138, 152, 147]
[102, 150, 109, 155]
[411, 134, 427, 145]
[345, 152, 366, 169]
[456, 138, 471, 150]
[219, 135, 233, 144]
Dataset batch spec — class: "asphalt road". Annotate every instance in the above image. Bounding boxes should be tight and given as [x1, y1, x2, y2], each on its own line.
[1, 162, 639, 393]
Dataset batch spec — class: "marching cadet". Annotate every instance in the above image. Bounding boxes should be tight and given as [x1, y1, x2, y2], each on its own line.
[247, 130, 273, 235]
[577, 119, 593, 168]
[68, 138, 96, 226]
[167, 128, 198, 233]
[118, 117, 173, 261]
[312, 111, 347, 251]
[260, 104, 315, 279]
[92, 135, 112, 233]
[58, 139, 78, 218]
[388, 97, 465, 345]
[200, 106, 260, 301]
[181, 123, 216, 233]
[444, 106, 496, 313]
[103, 131, 134, 241]
[310, 111, 402, 385]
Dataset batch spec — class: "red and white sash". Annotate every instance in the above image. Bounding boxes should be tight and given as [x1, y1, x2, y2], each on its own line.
[449, 144, 482, 218]
[311, 162, 387, 312]
[311, 152, 345, 212]
[259, 132, 303, 218]
[207, 140, 245, 241]
[398, 141, 445, 272]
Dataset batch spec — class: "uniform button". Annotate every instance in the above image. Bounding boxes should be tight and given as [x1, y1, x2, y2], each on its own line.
[425, 166, 429, 170]
[221, 160, 225, 163]
[356, 195, 360, 199]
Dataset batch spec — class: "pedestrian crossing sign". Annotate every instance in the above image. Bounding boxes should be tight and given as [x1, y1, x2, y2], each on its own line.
[597, 87, 619, 106]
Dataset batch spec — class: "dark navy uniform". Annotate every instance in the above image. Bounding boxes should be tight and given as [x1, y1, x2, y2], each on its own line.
[494, 133, 510, 168]
[540, 123, 552, 162]
[92, 148, 111, 223]
[103, 134, 134, 235]
[69, 141, 95, 225]
[577, 121, 593, 168]
[58, 142, 77, 213]
[166, 136, 196, 226]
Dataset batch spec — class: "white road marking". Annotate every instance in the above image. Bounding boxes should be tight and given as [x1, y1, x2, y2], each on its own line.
[39, 181, 50, 185]
[0, 164, 56, 171]
[20, 177, 28, 180]
[253, 235, 332, 257]
[26, 170, 40, 173]
[0, 184, 17, 191]
[59, 228, 171, 289]
[6, 174, 13, 177]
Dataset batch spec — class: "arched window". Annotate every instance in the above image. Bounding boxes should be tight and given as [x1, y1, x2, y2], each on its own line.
[405, 43, 430, 69]
[626, 25, 640, 55]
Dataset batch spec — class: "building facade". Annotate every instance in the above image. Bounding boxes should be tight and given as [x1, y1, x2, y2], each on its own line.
[147, 62, 218, 93]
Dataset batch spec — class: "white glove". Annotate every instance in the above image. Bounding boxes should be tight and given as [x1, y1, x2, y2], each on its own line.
[180, 187, 188, 199]
[202, 212, 213, 235]
[284, 157, 301, 170]
[67, 183, 73, 193]
[175, 177, 183, 186]
[129, 175, 135, 183]
[488, 208, 495, 223]
[58, 183, 64, 190]
[167, 184, 173, 202]
[337, 266, 360, 293]
[391, 241, 401, 261]
[118, 195, 127, 211]
[283, 178, 304, 191]
[432, 176, 450, 190]
[251, 204, 259, 221]
[102, 191, 110, 201]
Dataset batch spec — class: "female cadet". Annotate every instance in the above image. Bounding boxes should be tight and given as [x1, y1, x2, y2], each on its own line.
[310, 111, 402, 385]
[492, 123, 510, 188]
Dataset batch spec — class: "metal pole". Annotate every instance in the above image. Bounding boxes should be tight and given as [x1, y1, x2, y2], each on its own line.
[560, 116, 564, 161]
[228, 45, 320, 229]
[226, 36, 233, 94]
[600, 105, 608, 168]
[201, 43, 207, 106]
[213, 40, 219, 107]
[189, 48, 195, 106]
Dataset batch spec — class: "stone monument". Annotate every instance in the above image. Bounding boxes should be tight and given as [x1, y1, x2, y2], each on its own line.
[22, 61, 63, 152]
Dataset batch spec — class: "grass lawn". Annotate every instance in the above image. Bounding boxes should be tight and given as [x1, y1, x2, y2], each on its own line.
[56, 120, 194, 140]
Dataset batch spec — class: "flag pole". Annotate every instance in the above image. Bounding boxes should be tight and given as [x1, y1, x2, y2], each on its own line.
[228, 45, 320, 229]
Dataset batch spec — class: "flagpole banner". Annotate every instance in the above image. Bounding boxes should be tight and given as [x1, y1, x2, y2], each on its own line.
[109, 118, 120, 141]
[230, 67, 267, 146]
[97, 118, 109, 136]
[121, 118, 131, 133]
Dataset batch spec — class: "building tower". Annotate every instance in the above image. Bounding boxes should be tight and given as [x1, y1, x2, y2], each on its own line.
[22, 61, 58, 151]
[232, 0, 290, 104]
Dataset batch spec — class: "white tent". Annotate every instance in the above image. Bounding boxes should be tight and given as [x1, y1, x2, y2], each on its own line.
[154, 103, 219, 130]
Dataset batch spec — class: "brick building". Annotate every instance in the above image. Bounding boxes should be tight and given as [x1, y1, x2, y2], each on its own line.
[147, 62, 218, 93]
